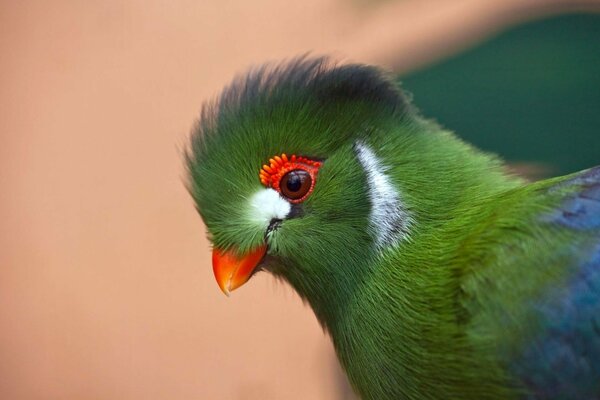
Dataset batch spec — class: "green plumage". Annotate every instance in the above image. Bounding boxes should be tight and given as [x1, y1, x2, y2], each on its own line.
[186, 58, 600, 399]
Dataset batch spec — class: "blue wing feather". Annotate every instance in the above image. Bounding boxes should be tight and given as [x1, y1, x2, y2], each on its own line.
[514, 167, 600, 399]
[515, 244, 600, 399]
[547, 167, 600, 230]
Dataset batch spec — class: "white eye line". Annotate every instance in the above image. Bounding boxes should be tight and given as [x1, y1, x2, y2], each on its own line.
[248, 188, 291, 229]
[355, 141, 413, 251]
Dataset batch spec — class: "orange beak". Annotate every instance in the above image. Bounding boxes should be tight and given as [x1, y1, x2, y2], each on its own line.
[212, 244, 267, 295]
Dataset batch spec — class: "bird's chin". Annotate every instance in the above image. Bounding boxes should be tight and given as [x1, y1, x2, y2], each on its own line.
[253, 253, 281, 274]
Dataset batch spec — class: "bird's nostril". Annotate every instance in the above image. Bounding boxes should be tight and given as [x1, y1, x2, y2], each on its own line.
[267, 218, 283, 235]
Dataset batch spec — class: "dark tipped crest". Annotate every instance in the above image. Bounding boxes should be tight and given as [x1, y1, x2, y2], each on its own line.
[193, 56, 410, 143]
[214, 56, 407, 119]
[220, 56, 405, 110]
[186, 56, 414, 187]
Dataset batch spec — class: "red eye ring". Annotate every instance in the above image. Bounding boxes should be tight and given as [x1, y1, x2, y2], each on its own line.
[259, 153, 321, 203]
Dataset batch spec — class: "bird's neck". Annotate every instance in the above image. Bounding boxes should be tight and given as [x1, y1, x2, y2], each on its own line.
[283, 122, 524, 397]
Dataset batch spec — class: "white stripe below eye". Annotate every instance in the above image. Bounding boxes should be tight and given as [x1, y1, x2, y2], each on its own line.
[355, 141, 412, 251]
[249, 188, 291, 227]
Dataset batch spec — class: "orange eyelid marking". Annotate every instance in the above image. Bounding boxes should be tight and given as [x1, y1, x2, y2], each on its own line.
[258, 152, 322, 203]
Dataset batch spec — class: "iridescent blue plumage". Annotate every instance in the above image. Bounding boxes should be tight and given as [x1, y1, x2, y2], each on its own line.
[548, 167, 600, 230]
[513, 167, 600, 398]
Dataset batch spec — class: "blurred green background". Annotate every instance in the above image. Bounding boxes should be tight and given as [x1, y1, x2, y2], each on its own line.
[401, 13, 600, 176]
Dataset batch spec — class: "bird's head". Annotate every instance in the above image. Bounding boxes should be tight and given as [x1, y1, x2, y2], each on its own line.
[186, 57, 417, 321]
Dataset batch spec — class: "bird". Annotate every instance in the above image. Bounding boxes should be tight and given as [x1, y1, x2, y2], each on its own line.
[185, 57, 600, 399]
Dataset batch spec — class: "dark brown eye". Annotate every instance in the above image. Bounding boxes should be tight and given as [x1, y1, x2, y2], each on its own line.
[279, 169, 312, 201]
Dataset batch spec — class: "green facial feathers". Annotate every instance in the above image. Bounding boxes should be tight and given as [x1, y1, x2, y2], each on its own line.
[186, 57, 600, 399]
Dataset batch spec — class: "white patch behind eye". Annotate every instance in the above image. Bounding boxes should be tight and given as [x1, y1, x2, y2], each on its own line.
[355, 141, 413, 251]
[249, 188, 291, 227]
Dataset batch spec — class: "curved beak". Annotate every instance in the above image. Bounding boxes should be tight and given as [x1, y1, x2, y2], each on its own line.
[212, 244, 267, 295]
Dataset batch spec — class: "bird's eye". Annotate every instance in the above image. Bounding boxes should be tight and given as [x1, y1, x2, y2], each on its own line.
[280, 170, 312, 200]
[259, 153, 321, 203]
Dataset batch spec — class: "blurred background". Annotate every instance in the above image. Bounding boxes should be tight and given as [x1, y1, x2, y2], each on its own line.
[1, 1, 599, 399]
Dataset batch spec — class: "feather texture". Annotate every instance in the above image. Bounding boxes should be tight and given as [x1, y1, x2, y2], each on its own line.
[186, 57, 600, 399]
[511, 168, 600, 398]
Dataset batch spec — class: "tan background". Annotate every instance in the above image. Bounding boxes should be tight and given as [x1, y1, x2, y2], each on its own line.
[1, 1, 598, 399]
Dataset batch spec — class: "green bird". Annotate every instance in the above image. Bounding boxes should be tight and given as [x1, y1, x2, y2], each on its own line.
[186, 57, 600, 399]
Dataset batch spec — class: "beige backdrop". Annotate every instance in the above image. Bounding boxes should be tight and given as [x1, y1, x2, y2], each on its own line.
[1, 1, 597, 399]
